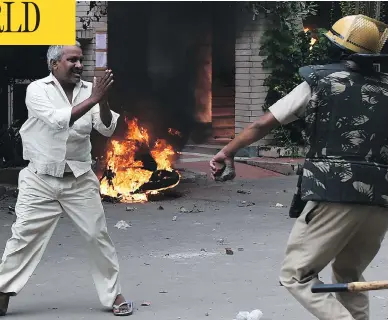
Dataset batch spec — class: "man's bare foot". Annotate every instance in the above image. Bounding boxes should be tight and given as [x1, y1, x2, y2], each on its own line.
[112, 294, 133, 316]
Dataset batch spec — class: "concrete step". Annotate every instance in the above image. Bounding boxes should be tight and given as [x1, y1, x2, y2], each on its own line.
[183, 143, 307, 158]
[182, 144, 305, 176]
[183, 144, 224, 155]
[207, 138, 232, 145]
[236, 157, 304, 176]
[183, 143, 259, 157]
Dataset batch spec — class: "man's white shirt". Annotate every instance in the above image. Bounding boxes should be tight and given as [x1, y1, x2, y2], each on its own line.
[20, 73, 120, 177]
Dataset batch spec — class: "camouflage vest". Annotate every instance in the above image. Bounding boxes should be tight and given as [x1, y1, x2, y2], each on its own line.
[299, 62, 388, 207]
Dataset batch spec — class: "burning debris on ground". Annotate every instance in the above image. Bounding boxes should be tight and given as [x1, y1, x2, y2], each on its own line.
[147, 190, 184, 201]
[99, 166, 116, 189]
[133, 170, 180, 194]
[101, 194, 122, 203]
[99, 117, 182, 203]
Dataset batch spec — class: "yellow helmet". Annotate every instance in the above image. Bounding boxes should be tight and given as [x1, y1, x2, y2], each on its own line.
[325, 15, 388, 54]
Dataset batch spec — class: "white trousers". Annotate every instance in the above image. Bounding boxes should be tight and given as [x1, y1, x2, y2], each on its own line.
[0, 166, 122, 308]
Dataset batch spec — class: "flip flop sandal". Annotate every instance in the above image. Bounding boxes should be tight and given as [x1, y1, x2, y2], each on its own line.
[0, 294, 9, 316]
[112, 301, 133, 316]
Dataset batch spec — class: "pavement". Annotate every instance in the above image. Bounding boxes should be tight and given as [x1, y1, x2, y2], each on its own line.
[1, 170, 388, 319]
[174, 152, 283, 180]
[0, 153, 285, 186]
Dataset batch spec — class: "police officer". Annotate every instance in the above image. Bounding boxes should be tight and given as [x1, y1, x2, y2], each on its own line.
[210, 15, 388, 320]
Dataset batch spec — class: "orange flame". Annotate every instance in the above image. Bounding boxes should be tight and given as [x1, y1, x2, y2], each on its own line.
[100, 118, 180, 203]
[168, 128, 182, 137]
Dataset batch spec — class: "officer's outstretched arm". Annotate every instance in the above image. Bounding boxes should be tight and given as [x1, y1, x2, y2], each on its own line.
[210, 81, 310, 179]
[221, 111, 280, 158]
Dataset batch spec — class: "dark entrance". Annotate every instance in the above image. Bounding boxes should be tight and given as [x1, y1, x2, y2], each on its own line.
[0, 46, 48, 128]
[107, 2, 236, 148]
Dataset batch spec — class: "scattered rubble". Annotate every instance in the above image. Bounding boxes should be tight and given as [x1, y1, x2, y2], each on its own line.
[217, 238, 226, 245]
[190, 205, 204, 213]
[161, 251, 218, 259]
[235, 309, 263, 320]
[238, 201, 255, 207]
[237, 189, 251, 194]
[114, 220, 131, 230]
[179, 205, 203, 213]
[225, 248, 234, 255]
[126, 206, 136, 211]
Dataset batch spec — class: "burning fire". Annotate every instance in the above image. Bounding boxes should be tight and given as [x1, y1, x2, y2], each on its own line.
[100, 118, 181, 203]
[304, 27, 317, 50]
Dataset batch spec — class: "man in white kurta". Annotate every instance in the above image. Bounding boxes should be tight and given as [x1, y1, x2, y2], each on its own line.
[0, 44, 132, 316]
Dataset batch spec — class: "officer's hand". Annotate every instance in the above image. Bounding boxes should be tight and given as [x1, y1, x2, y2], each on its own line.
[210, 151, 235, 181]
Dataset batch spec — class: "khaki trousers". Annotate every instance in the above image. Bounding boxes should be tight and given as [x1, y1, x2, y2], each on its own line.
[0, 166, 122, 308]
[280, 201, 388, 320]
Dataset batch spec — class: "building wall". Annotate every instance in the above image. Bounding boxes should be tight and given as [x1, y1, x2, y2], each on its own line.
[76, 2, 272, 150]
[234, 11, 272, 147]
[76, 1, 109, 157]
[76, 1, 108, 82]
